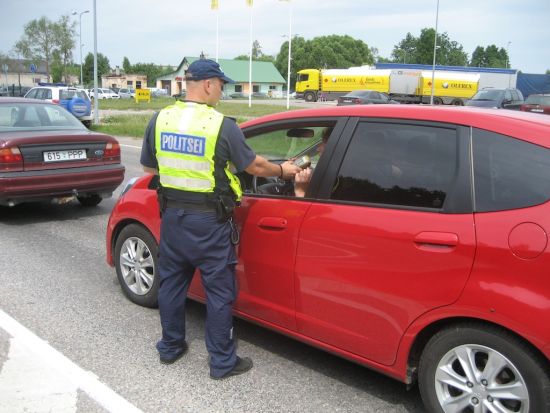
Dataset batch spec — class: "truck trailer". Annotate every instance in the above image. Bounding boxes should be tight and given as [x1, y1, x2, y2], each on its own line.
[295, 64, 522, 105]
[295, 66, 480, 104]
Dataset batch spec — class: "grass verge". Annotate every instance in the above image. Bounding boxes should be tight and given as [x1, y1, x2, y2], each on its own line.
[91, 98, 304, 138]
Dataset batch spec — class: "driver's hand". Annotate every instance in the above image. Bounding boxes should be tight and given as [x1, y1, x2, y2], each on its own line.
[294, 167, 313, 184]
[294, 167, 312, 198]
[280, 160, 301, 180]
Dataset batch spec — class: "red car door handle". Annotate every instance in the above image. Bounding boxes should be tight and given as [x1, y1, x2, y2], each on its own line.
[258, 217, 288, 230]
[414, 232, 459, 249]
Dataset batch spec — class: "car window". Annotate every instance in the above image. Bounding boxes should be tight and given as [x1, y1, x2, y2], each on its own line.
[504, 90, 512, 102]
[246, 125, 327, 161]
[473, 129, 550, 212]
[526, 95, 550, 105]
[60, 89, 77, 100]
[330, 122, 458, 209]
[25, 88, 38, 99]
[38, 89, 52, 100]
[0, 103, 84, 131]
[510, 90, 519, 101]
[77, 90, 89, 100]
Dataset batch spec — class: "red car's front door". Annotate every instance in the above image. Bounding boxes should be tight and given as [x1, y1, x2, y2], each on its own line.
[233, 196, 311, 330]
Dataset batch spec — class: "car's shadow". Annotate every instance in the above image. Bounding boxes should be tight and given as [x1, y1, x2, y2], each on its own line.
[185, 301, 425, 412]
[0, 199, 115, 225]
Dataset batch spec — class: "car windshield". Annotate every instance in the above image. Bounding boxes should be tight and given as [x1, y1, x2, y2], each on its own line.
[344, 90, 370, 97]
[526, 95, 550, 105]
[471, 90, 503, 100]
[0, 102, 86, 131]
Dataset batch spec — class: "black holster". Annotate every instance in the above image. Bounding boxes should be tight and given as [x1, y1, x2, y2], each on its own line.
[157, 186, 167, 217]
[215, 193, 236, 223]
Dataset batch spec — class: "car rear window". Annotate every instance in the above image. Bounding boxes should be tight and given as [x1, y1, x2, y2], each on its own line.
[0, 103, 85, 131]
[473, 129, 550, 212]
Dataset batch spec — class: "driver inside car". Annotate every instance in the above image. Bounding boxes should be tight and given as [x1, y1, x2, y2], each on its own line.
[294, 127, 332, 197]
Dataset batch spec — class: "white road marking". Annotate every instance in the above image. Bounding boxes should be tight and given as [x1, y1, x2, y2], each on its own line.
[0, 310, 144, 413]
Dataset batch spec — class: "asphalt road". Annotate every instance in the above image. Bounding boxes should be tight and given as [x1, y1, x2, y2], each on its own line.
[0, 137, 424, 413]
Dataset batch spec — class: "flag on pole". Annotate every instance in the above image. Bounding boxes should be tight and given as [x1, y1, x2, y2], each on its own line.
[246, 0, 253, 7]
[211, 0, 218, 10]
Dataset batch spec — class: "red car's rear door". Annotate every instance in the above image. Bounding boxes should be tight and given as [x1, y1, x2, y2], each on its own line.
[294, 119, 476, 365]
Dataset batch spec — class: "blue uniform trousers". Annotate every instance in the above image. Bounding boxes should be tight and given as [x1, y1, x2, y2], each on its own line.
[156, 207, 238, 377]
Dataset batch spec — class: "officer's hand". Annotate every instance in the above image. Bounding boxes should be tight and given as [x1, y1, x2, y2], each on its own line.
[280, 160, 301, 180]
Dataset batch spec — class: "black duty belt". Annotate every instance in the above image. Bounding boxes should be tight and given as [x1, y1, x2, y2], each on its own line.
[165, 199, 216, 212]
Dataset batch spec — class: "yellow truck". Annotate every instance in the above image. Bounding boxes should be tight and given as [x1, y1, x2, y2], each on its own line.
[295, 67, 480, 105]
[295, 67, 391, 102]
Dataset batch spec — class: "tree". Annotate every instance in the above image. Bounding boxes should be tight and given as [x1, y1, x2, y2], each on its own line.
[469, 45, 508, 68]
[391, 28, 468, 66]
[122, 57, 131, 73]
[131, 62, 170, 87]
[234, 40, 275, 63]
[274, 35, 374, 90]
[14, 16, 57, 80]
[83, 52, 110, 86]
[52, 15, 76, 82]
[14, 15, 76, 83]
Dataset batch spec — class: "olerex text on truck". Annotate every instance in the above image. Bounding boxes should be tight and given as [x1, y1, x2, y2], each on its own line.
[295, 66, 482, 105]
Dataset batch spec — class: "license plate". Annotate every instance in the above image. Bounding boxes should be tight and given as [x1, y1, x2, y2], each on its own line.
[531, 108, 543, 113]
[43, 149, 86, 162]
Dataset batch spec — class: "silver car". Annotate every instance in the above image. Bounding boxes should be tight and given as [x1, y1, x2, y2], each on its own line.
[118, 88, 135, 99]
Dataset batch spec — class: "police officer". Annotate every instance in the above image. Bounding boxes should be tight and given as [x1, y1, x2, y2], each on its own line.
[140, 59, 300, 379]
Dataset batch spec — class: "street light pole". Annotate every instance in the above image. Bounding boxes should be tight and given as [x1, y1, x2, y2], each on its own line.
[286, 4, 292, 109]
[506, 41, 511, 69]
[430, 0, 440, 105]
[92, 0, 99, 125]
[72, 10, 89, 86]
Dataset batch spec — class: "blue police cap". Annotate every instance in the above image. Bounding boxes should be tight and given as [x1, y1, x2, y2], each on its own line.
[185, 59, 235, 84]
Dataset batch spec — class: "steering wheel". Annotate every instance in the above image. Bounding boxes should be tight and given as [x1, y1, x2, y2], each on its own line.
[252, 175, 279, 193]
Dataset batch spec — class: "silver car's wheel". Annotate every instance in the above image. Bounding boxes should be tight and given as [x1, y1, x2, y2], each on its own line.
[435, 344, 528, 412]
[419, 325, 550, 413]
[114, 224, 159, 308]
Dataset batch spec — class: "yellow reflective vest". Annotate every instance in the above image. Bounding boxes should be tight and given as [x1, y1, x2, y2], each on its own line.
[155, 101, 242, 200]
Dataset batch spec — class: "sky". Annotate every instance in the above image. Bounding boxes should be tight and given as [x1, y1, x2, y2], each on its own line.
[2, 0, 549, 74]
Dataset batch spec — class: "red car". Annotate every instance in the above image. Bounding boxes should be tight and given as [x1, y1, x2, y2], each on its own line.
[0, 97, 124, 206]
[520, 94, 550, 115]
[106, 105, 550, 413]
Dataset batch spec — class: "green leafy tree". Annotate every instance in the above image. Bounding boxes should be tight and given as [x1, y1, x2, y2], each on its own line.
[83, 52, 110, 86]
[469, 45, 508, 68]
[14, 15, 76, 82]
[14, 16, 57, 80]
[392, 32, 418, 64]
[122, 56, 131, 73]
[234, 40, 275, 63]
[392, 28, 468, 66]
[52, 15, 76, 82]
[131, 62, 172, 87]
[275, 35, 373, 90]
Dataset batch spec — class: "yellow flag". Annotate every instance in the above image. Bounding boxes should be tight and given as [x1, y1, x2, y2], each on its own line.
[246, 0, 253, 6]
[211, 0, 218, 9]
